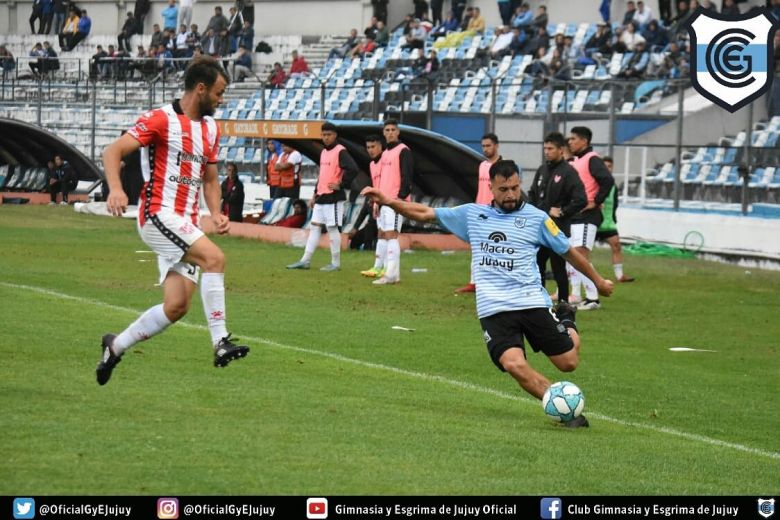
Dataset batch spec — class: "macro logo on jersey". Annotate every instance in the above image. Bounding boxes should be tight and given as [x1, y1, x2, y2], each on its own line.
[686, 7, 777, 112]
[176, 151, 208, 166]
[479, 231, 515, 271]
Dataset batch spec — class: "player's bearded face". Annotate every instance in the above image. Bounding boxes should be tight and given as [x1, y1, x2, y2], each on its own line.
[198, 76, 226, 116]
[491, 174, 521, 211]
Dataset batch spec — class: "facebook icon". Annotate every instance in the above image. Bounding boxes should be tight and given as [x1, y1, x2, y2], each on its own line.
[541, 498, 563, 519]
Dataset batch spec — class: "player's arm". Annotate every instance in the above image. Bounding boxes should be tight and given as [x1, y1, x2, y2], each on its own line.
[397, 148, 414, 199]
[588, 156, 615, 207]
[102, 133, 142, 216]
[202, 163, 230, 234]
[562, 247, 614, 297]
[361, 187, 435, 222]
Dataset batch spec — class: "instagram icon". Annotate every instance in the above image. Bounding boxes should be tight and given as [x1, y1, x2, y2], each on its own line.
[157, 498, 179, 520]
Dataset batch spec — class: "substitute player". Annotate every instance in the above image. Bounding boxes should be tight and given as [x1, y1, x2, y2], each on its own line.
[97, 57, 249, 386]
[372, 119, 413, 285]
[360, 134, 387, 278]
[455, 132, 502, 293]
[287, 122, 358, 271]
[596, 156, 635, 283]
[362, 160, 614, 427]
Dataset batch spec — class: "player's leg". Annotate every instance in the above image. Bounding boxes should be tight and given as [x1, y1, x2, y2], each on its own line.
[321, 201, 344, 271]
[499, 348, 551, 399]
[574, 224, 601, 310]
[289, 205, 324, 269]
[607, 233, 635, 282]
[362, 229, 387, 277]
[374, 207, 401, 285]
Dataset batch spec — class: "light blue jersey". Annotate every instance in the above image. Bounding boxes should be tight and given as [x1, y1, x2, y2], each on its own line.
[435, 202, 570, 319]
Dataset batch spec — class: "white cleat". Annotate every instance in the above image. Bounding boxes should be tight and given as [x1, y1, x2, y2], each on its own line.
[372, 276, 399, 285]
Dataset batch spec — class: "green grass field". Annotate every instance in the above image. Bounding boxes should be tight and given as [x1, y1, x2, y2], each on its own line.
[1, 206, 778, 495]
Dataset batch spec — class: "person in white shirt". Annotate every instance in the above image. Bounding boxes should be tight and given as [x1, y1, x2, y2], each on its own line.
[632, 1, 653, 28]
[620, 22, 646, 51]
[490, 26, 514, 58]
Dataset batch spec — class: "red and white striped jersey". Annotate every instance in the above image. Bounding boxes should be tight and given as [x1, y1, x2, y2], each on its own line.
[127, 100, 220, 227]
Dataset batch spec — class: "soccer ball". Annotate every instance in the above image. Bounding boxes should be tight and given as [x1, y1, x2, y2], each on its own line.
[542, 381, 585, 422]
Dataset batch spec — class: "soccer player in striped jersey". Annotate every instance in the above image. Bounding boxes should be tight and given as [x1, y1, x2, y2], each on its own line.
[96, 57, 249, 385]
[362, 160, 614, 427]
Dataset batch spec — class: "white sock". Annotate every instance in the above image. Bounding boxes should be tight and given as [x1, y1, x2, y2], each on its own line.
[374, 239, 387, 270]
[327, 226, 341, 266]
[568, 264, 582, 300]
[614, 263, 623, 279]
[301, 225, 322, 263]
[201, 272, 229, 346]
[113, 304, 172, 355]
[386, 239, 400, 279]
[583, 264, 599, 300]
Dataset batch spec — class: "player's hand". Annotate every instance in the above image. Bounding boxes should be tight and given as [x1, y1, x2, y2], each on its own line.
[372, 201, 379, 219]
[327, 182, 340, 191]
[361, 187, 388, 206]
[212, 213, 230, 234]
[107, 190, 129, 217]
[597, 278, 614, 297]
[308, 197, 316, 208]
[583, 201, 597, 211]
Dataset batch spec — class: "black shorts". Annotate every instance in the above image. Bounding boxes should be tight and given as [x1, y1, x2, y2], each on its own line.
[596, 229, 619, 241]
[479, 308, 574, 371]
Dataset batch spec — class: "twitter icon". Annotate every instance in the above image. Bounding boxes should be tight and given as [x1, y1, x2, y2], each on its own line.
[13, 498, 35, 519]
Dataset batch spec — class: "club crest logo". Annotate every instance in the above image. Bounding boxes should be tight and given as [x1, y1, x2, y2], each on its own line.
[758, 498, 775, 519]
[686, 7, 777, 112]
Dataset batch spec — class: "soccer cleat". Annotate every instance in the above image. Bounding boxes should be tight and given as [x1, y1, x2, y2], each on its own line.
[214, 334, 250, 367]
[60, 201, 68, 205]
[320, 263, 340, 272]
[554, 301, 577, 330]
[286, 260, 310, 269]
[577, 299, 601, 311]
[360, 267, 383, 278]
[563, 414, 589, 428]
[96, 334, 122, 386]
[373, 275, 399, 285]
[454, 283, 476, 293]
[568, 294, 583, 305]
[618, 275, 636, 283]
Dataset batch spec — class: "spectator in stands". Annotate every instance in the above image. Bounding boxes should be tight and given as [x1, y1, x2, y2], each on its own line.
[585, 21, 612, 57]
[238, 20, 254, 51]
[329, 29, 360, 59]
[490, 26, 515, 58]
[42, 40, 59, 72]
[58, 8, 79, 51]
[221, 162, 245, 223]
[431, 10, 459, 38]
[118, 12, 138, 52]
[617, 40, 649, 78]
[623, 1, 637, 26]
[497, 0, 513, 26]
[620, 21, 646, 51]
[658, 0, 673, 23]
[53, 154, 75, 204]
[113, 44, 131, 79]
[232, 45, 253, 81]
[179, 0, 194, 28]
[161, 0, 178, 31]
[526, 46, 550, 76]
[402, 19, 427, 49]
[275, 143, 303, 199]
[207, 6, 229, 35]
[533, 5, 548, 30]
[64, 8, 91, 51]
[349, 36, 378, 58]
[525, 25, 550, 58]
[642, 19, 668, 51]
[508, 26, 528, 56]
[134, 0, 150, 33]
[700, 0, 716, 11]
[52, 0, 67, 35]
[149, 24, 163, 49]
[289, 50, 310, 77]
[468, 7, 486, 33]
[0, 45, 15, 79]
[417, 49, 439, 78]
[453, 0, 468, 22]
[365, 16, 379, 40]
[548, 47, 571, 79]
[227, 6, 244, 52]
[459, 7, 474, 31]
[267, 62, 287, 88]
[650, 40, 686, 77]
[155, 43, 174, 75]
[90, 44, 108, 79]
[510, 3, 533, 30]
[413, 0, 429, 20]
[669, 0, 691, 36]
[375, 20, 389, 46]
[430, 0, 444, 25]
[632, 1, 654, 28]
[771, 0, 780, 22]
[721, 0, 740, 16]
[187, 23, 201, 52]
[200, 28, 219, 56]
[171, 24, 191, 68]
[41, 0, 54, 34]
[274, 199, 308, 228]
[371, 0, 389, 23]
[30, 0, 45, 34]
[28, 43, 46, 76]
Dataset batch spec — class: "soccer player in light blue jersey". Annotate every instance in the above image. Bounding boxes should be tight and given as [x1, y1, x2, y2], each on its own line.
[362, 160, 614, 427]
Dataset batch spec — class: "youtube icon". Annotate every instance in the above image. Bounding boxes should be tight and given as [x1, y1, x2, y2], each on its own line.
[306, 497, 328, 519]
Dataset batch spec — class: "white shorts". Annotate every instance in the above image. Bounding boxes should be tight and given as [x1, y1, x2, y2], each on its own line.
[569, 223, 597, 250]
[311, 201, 345, 228]
[139, 212, 204, 285]
[377, 205, 403, 233]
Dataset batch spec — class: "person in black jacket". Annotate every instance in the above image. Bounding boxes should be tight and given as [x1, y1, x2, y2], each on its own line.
[220, 162, 244, 223]
[529, 132, 587, 305]
[52, 154, 76, 204]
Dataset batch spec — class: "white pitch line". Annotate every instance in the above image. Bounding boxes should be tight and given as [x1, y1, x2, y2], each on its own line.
[2, 281, 779, 462]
